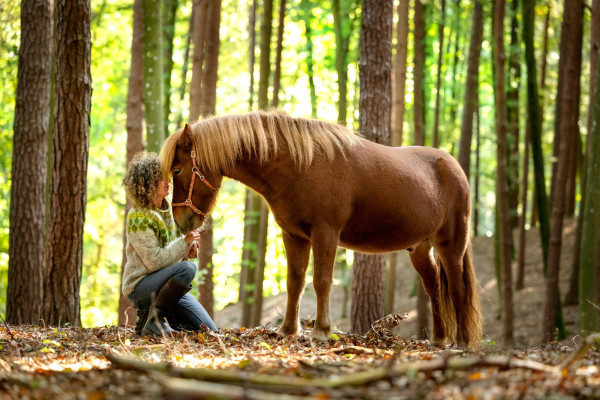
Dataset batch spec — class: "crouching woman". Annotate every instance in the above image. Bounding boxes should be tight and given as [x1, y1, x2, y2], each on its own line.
[121, 153, 217, 336]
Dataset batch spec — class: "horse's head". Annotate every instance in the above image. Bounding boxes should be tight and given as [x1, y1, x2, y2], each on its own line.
[161, 123, 223, 234]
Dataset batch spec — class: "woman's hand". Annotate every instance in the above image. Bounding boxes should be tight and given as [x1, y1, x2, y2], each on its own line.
[184, 230, 203, 244]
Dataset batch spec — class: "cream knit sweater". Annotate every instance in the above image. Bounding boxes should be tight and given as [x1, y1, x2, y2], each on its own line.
[121, 200, 188, 296]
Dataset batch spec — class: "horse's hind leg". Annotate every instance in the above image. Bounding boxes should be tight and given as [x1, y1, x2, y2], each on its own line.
[278, 231, 311, 337]
[409, 241, 446, 344]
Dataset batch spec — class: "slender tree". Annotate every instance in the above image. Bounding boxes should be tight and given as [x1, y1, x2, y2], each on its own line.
[271, 0, 286, 108]
[41, 0, 91, 326]
[189, 0, 208, 122]
[196, 0, 222, 318]
[392, 0, 409, 147]
[6, 0, 52, 325]
[413, 0, 425, 147]
[506, 0, 520, 230]
[566, 0, 600, 305]
[163, 0, 178, 134]
[543, 0, 583, 342]
[432, 0, 445, 148]
[143, 0, 165, 152]
[118, 0, 145, 326]
[333, 0, 357, 126]
[174, 3, 194, 128]
[492, 0, 513, 346]
[351, 0, 392, 335]
[301, 0, 317, 118]
[578, 18, 600, 332]
[457, 0, 483, 177]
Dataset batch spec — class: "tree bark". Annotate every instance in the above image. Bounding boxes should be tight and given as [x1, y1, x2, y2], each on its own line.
[333, 0, 357, 126]
[301, 0, 317, 118]
[118, 0, 145, 326]
[41, 0, 91, 326]
[413, 0, 425, 147]
[271, 0, 286, 108]
[457, 0, 483, 178]
[392, 0, 408, 147]
[143, 0, 165, 152]
[492, 0, 514, 346]
[189, 0, 208, 122]
[197, 0, 222, 318]
[6, 0, 52, 325]
[174, 3, 194, 128]
[162, 0, 178, 134]
[351, 0, 392, 335]
[432, 0, 445, 148]
[578, 25, 600, 332]
[543, 0, 583, 342]
[507, 0, 520, 230]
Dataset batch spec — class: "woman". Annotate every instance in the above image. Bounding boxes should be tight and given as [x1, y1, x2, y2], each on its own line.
[122, 153, 217, 336]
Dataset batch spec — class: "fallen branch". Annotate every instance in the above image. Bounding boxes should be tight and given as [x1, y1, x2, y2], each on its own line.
[106, 349, 563, 390]
[155, 373, 309, 400]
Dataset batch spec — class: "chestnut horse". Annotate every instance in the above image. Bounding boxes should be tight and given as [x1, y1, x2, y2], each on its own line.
[160, 110, 483, 347]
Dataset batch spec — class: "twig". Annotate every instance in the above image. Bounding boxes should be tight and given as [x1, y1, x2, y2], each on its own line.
[560, 333, 600, 371]
[154, 373, 309, 400]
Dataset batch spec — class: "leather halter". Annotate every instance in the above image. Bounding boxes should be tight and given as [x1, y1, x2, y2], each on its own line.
[171, 150, 217, 218]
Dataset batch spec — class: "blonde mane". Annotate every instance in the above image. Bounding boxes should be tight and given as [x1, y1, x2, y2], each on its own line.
[160, 110, 360, 177]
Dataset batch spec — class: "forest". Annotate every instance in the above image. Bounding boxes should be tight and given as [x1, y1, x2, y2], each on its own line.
[0, 0, 599, 398]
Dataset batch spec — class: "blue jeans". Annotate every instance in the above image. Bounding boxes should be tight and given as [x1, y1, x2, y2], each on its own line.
[128, 261, 217, 331]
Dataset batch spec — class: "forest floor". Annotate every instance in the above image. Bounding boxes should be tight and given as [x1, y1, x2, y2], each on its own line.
[1, 220, 599, 399]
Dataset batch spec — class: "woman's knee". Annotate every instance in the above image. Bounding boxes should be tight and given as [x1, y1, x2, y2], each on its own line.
[174, 261, 196, 284]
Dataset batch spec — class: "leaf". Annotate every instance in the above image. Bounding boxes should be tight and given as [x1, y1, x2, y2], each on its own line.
[258, 341, 271, 350]
[197, 332, 205, 343]
[40, 347, 54, 353]
[42, 339, 61, 347]
[329, 334, 340, 341]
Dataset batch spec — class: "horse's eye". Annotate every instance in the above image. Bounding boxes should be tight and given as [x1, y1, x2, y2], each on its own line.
[173, 169, 181, 176]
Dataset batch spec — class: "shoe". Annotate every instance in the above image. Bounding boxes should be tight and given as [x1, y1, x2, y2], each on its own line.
[135, 309, 149, 336]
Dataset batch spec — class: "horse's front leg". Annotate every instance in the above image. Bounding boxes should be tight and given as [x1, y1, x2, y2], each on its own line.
[310, 226, 339, 341]
[277, 231, 311, 337]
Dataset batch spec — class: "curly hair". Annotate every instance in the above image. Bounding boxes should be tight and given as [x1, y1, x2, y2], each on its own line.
[123, 153, 163, 209]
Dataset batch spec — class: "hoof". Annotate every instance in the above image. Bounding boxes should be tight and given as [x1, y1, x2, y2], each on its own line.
[277, 325, 300, 337]
[309, 327, 331, 341]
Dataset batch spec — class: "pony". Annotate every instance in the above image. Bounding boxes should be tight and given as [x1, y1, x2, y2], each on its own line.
[159, 110, 483, 347]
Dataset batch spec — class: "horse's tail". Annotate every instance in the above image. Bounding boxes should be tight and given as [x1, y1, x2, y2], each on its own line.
[438, 242, 483, 347]
[461, 242, 483, 346]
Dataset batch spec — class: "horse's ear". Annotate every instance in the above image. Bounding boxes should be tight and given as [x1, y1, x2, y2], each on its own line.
[179, 123, 193, 150]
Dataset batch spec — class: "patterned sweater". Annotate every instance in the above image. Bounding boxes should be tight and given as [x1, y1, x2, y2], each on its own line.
[121, 200, 188, 296]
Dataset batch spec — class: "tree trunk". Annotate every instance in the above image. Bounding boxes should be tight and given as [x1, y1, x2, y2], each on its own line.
[271, 0, 285, 109]
[530, 2, 552, 229]
[240, 190, 260, 327]
[174, 3, 194, 128]
[351, 0, 392, 335]
[118, 0, 145, 326]
[162, 0, 178, 134]
[457, 0, 483, 177]
[189, 0, 208, 122]
[566, 0, 600, 306]
[250, 201, 269, 327]
[507, 0, 520, 231]
[41, 0, 91, 326]
[447, 0, 462, 136]
[392, 0, 408, 147]
[516, 123, 530, 291]
[474, 97, 481, 236]
[543, 0, 583, 342]
[143, 0, 165, 152]
[333, 0, 357, 126]
[248, 0, 257, 110]
[413, 0, 425, 147]
[578, 31, 600, 332]
[197, 0, 222, 318]
[523, 0, 550, 272]
[6, 0, 52, 325]
[301, 0, 317, 118]
[492, 0, 514, 346]
[432, 0, 445, 148]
